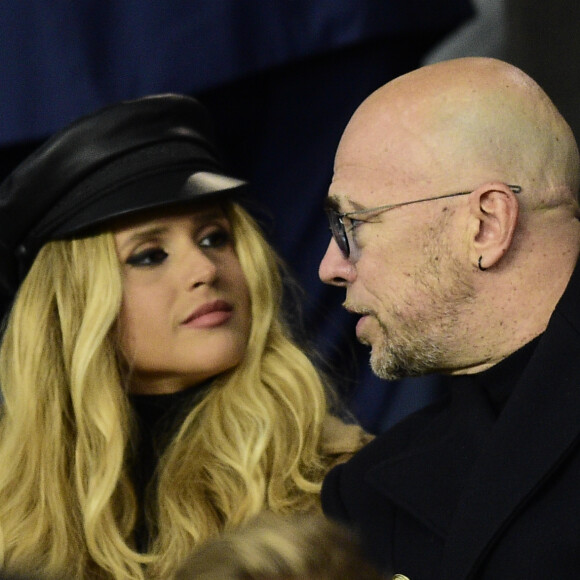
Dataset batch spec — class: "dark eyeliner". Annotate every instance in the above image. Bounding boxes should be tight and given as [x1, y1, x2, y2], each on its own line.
[126, 247, 168, 266]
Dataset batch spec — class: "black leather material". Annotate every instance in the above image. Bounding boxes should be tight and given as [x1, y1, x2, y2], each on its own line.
[0, 93, 248, 300]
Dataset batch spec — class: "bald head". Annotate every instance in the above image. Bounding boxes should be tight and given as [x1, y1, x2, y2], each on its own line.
[338, 57, 579, 213]
[321, 58, 580, 374]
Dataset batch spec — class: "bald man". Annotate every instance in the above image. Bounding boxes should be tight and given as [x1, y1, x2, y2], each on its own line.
[319, 57, 580, 579]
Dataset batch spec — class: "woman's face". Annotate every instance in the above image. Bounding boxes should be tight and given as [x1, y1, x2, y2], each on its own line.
[114, 205, 252, 394]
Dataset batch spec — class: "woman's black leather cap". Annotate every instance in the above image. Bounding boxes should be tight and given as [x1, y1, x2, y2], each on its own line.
[0, 93, 248, 302]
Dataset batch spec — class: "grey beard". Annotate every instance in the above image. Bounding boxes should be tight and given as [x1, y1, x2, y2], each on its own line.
[369, 315, 447, 380]
[368, 259, 475, 380]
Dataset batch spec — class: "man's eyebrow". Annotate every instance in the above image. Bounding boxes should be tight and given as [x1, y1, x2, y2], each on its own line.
[324, 196, 341, 212]
[324, 195, 367, 213]
[348, 200, 367, 212]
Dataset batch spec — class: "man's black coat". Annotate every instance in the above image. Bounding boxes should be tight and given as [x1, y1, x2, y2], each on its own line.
[322, 262, 580, 579]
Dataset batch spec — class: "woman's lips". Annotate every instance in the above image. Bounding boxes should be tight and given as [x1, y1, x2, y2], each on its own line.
[183, 300, 233, 328]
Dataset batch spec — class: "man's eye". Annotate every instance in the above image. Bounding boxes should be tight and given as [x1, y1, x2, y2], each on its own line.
[199, 228, 232, 248]
[126, 248, 168, 266]
[346, 218, 365, 233]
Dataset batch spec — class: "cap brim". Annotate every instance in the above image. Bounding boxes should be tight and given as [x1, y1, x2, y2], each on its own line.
[51, 169, 248, 238]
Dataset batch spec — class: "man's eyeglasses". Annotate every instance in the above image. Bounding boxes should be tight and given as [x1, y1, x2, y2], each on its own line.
[325, 184, 522, 259]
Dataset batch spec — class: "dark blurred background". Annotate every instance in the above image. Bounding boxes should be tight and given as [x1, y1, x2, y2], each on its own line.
[2, 0, 577, 433]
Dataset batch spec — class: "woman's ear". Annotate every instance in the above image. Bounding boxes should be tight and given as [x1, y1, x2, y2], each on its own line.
[468, 182, 519, 271]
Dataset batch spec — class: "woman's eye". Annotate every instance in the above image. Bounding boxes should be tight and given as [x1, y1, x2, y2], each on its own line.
[126, 247, 168, 266]
[198, 227, 232, 249]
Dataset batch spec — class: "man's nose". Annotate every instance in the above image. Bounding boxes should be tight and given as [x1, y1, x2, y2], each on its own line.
[318, 238, 356, 287]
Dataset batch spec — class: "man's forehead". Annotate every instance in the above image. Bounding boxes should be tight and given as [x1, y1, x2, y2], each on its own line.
[328, 160, 420, 209]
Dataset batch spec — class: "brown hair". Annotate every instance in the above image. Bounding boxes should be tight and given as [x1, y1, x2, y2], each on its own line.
[175, 512, 386, 580]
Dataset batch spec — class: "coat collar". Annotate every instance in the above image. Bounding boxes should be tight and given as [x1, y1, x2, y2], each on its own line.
[366, 379, 496, 538]
[366, 260, 580, 579]
[441, 316, 580, 579]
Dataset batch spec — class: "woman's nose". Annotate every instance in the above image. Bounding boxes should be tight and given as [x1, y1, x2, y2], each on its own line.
[185, 249, 219, 289]
[318, 238, 356, 287]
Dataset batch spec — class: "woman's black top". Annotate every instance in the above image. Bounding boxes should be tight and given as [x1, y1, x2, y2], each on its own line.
[128, 383, 209, 551]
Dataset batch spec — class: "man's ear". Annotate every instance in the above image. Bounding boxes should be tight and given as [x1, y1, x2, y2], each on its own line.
[467, 182, 519, 270]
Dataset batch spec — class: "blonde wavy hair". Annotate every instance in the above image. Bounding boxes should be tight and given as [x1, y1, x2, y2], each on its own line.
[0, 202, 334, 579]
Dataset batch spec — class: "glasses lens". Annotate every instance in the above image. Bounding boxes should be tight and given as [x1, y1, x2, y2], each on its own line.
[325, 209, 350, 257]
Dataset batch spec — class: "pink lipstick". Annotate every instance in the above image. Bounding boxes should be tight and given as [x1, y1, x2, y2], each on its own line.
[183, 300, 233, 328]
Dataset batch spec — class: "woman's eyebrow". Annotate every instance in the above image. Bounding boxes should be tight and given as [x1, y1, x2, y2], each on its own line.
[194, 207, 227, 221]
[117, 226, 169, 253]
[117, 208, 229, 251]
